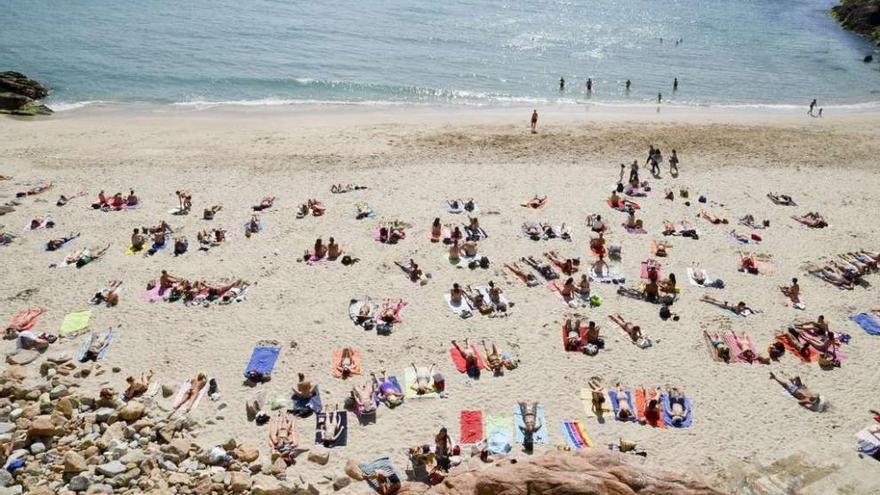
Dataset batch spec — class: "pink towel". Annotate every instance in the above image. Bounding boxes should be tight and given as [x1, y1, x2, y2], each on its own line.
[640, 261, 662, 280]
[140, 285, 170, 302]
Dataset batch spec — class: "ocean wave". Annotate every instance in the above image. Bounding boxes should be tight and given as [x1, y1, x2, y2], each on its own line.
[48, 100, 107, 112]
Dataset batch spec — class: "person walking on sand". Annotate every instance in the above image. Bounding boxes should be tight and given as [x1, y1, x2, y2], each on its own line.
[559, 77, 565, 92]
[808, 99, 817, 116]
[530, 110, 538, 134]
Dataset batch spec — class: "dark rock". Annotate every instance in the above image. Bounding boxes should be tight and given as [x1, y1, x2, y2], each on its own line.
[0, 72, 48, 99]
[831, 1, 880, 43]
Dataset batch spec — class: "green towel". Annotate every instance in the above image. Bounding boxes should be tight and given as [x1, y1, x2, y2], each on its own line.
[60, 310, 92, 337]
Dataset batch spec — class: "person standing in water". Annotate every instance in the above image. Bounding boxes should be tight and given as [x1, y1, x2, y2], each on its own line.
[658, 93, 662, 104]
[586, 78, 592, 93]
[625, 79, 631, 92]
[559, 77, 565, 92]
[673, 78, 678, 91]
[808, 99, 817, 116]
[530, 110, 538, 134]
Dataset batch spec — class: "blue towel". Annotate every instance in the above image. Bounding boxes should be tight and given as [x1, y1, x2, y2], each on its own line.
[851, 313, 880, 336]
[608, 389, 637, 422]
[292, 386, 323, 416]
[314, 411, 348, 447]
[486, 420, 512, 454]
[661, 393, 693, 428]
[358, 457, 399, 492]
[387, 376, 403, 394]
[243, 344, 280, 378]
[514, 405, 548, 444]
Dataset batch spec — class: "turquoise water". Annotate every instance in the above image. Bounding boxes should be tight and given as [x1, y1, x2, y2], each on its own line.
[2, 0, 879, 109]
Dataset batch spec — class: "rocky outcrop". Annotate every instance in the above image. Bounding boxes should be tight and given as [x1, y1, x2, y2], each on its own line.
[397, 450, 727, 495]
[0, 71, 52, 115]
[832, 1, 880, 44]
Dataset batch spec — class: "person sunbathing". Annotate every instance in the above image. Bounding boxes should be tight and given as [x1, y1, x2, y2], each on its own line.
[487, 281, 508, 312]
[659, 273, 677, 294]
[651, 240, 670, 257]
[351, 381, 377, 413]
[123, 370, 154, 401]
[253, 196, 275, 211]
[372, 370, 403, 407]
[767, 193, 795, 206]
[505, 262, 539, 287]
[700, 295, 755, 316]
[203, 205, 222, 220]
[704, 331, 732, 362]
[522, 195, 547, 209]
[17, 182, 52, 197]
[396, 259, 425, 283]
[664, 388, 690, 425]
[452, 338, 480, 377]
[92, 280, 122, 307]
[364, 468, 401, 495]
[613, 384, 634, 421]
[173, 236, 188, 256]
[640, 280, 660, 303]
[560, 277, 578, 301]
[11, 329, 54, 351]
[732, 331, 769, 364]
[464, 198, 476, 212]
[564, 318, 583, 350]
[46, 232, 79, 251]
[482, 340, 515, 375]
[625, 208, 643, 230]
[545, 251, 579, 275]
[769, 372, 822, 411]
[430, 218, 442, 243]
[583, 320, 602, 348]
[448, 241, 462, 263]
[608, 314, 651, 347]
[522, 256, 558, 280]
[378, 299, 406, 326]
[517, 401, 543, 449]
[840, 253, 876, 273]
[28, 217, 54, 231]
[326, 237, 341, 260]
[245, 215, 261, 236]
[269, 412, 302, 465]
[793, 212, 827, 228]
[56, 191, 86, 207]
[700, 210, 728, 225]
[522, 222, 542, 241]
[588, 377, 607, 416]
[63, 244, 110, 268]
[447, 226, 463, 243]
[806, 262, 853, 289]
[308, 238, 327, 260]
[307, 199, 325, 216]
[318, 403, 346, 447]
[158, 270, 180, 291]
[331, 184, 367, 193]
[463, 286, 493, 315]
[336, 348, 359, 379]
[738, 252, 761, 274]
[462, 239, 478, 257]
[169, 372, 207, 417]
[450, 283, 464, 306]
[411, 363, 435, 395]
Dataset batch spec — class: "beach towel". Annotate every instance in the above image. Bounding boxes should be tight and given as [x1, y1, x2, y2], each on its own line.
[580, 388, 611, 419]
[172, 379, 208, 413]
[404, 367, 437, 399]
[560, 420, 594, 450]
[606, 198, 639, 211]
[475, 286, 512, 314]
[444, 293, 473, 318]
[514, 404, 548, 444]
[777, 334, 818, 363]
[562, 325, 586, 351]
[292, 386, 323, 416]
[660, 393, 693, 428]
[59, 310, 92, 337]
[449, 343, 485, 375]
[460, 410, 483, 444]
[621, 223, 647, 234]
[76, 329, 113, 362]
[464, 225, 488, 241]
[5, 308, 45, 332]
[348, 299, 378, 328]
[23, 217, 52, 232]
[359, 457, 400, 492]
[855, 424, 880, 455]
[244, 341, 280, 380]
[723, 333, 759, 363]
[851, 313, 880, 336]
[314, 411, 348, 447]
[486, 416, 512, 454]
[444, 201, 464, 214]
[140, 285, 171, 302]
[640, 261, 662, 280]
[332, 349, 363, 378]
[686, 267, 720, 288]
[590, 263, 626, 284]
[634, 388, 666, 428]
[608, 389, 637, 422]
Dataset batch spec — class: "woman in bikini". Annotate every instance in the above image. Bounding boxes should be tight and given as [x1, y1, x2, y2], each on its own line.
[481, 340, 513, 375]
[769, 372, 822, 410]
[318, 403, 346, 447]
[123, 370, 154, 401]
[169, 373, 208, 417]
[505, 262, 539, 287]
[269, 412, 301, 465]
[452, 339, 480, 377]
[664, 388, 690, 425]
[614, 384, 633, 421]
[608, 314, 650, 347]
[463, 286, 493, 315]
[430, 218, 442, 242]
[588, 378, 607, 416]
[517, 401, 543, 450]
[487, 281, 507, 312]
[564, 319, 583, 350]
[351, 380, 377, 414]
[336, 348, 358, 378]
[411, 363, 435, 395]
[704, 331, 731, 362]
[372, 370, 403, 408]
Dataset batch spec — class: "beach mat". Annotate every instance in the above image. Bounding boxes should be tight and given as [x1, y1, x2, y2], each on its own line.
[449, 343, 485, 374]
[332, 349, 362, 378]
[851, 313, 880, 336]
[293, 386, 323, 416]
[560, 420, 594, 450]
[172, 379, 208, 413]
[404, 367, 437, 399]
[660, 393, 693, 428]
[59, 310, 92, 337]
[314, 411, 348, 447]
[640, 261, 662, 280]
[580, 388, 611, 419]
[359, 457, 398, 492]
[460, 410, 483, 444]
[244, 342, 280, 379]
[444, 293, 473, 318]
[777, 334, 818, 363]
[76, 329, 113, 362]
[634, 388, 665, 428]
[486, 416, 512, 454]
[514, 405, 548, 444]
[5, 308, 45, 332]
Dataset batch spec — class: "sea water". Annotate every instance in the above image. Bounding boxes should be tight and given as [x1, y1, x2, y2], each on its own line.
[2, 0, 878, 110]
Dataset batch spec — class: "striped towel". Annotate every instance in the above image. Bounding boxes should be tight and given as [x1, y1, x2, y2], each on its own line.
[560, 420, 593, 449]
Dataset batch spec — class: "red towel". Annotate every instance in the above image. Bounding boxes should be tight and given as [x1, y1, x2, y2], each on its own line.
[777, 335, 818, 363]
[634, 388, 665, 428]
[449, 343, 485, 373]
[562, 325, 586, 352]
[6, 308, 46, 332]
[460, 410, 483, 444]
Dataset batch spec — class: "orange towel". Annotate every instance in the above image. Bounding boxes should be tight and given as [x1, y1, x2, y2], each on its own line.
[332, 349, 362, 378]
[777, 335, 818, 363]
[634, 388, 665, 428]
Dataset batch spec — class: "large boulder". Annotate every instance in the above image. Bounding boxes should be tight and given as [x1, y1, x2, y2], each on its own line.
[396, 450, 726, 495]
[0, 72, 52, 115]
[832, 1, 880, 43]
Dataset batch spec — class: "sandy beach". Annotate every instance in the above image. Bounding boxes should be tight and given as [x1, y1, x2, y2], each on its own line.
[2, 105, 880, 494]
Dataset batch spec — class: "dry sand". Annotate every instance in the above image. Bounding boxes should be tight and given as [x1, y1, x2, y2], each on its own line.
[1, 105, 879, 494]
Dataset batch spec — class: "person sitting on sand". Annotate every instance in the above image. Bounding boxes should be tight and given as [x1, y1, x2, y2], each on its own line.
[372, 370, 403, 407]
[452, 338, 480, 378]
[780, 277, 802, 305]
[522, 195, 547, 209]
[430, 218, 442, 242]
[336, 348, 360, 379]
[659, 273, 677, 294]
[583, 320, 602, 348]
[560, 277, 577, 301]
[173, 236, 188, 256]
[92, 280, 123, 307]
[123, 370, 154, 401]
[447, 241, 462, 263]
[203, 205, 222, 220]
[625, 207, 643, 230]
[46, 232, 80, 251]
[169, 372, 207, 417]
[351, 380, 377, 413]
[664, 388, 690, 426]
[318, 403, 346, 447]
[157, 270, 180, 291]
[770, 371, 822, 411]
[640, 279, 660, 303]
[738, 252, 761, 274]
[700, 295, 755, 316]
[307, 199, 325, 216]
[269, 412, 302, 465]
[450, 283, 464, 306]
[517, 401, 543, 450]
[486, 281, 507, 312]
[327, 237, 341, 260]
[587, 214, 607, 233]
[577, 274, 591, 298]
[464, 198, 476, 212]
[700, 210, 728, 225]
[588, 377, 607, 416]
[767, 193, 795, 206]
[704, 331, 732, 363]
[123, 190, 138, 207]
[411, 363, 436, 395]
[608, 313, 651, 347]
[308, 238, 327, 261]
[462, 239, 478, 258]
[253, 196, 275, 212]
[793, 212, 827, 228]
[505, 262, 539, 287]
